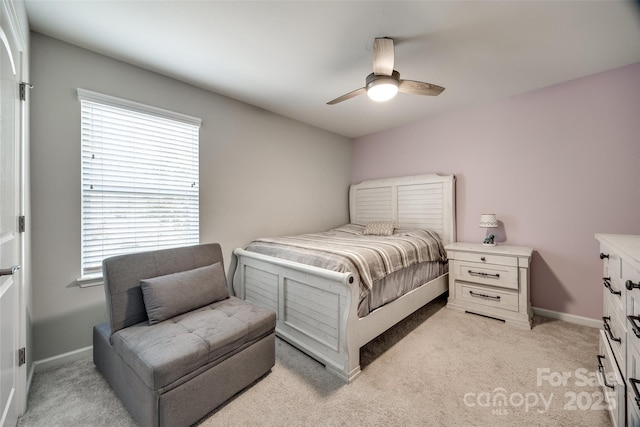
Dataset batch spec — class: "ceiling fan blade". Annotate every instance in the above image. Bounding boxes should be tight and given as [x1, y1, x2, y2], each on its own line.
[373, 38, 394, 76]
[398, 80, 445, 96]
[327, 87, 366, 105]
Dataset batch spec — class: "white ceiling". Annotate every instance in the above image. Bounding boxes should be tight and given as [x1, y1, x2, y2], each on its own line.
[25, 1, 640, 138]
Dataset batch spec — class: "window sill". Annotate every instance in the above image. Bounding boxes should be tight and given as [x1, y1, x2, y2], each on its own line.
[77, 275, 104, 288]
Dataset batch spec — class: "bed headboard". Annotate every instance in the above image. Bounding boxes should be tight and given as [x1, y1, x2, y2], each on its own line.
[349, 174, 456, 245]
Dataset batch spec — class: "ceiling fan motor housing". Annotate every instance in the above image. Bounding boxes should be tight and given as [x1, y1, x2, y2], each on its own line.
[366, 70, 400, 88]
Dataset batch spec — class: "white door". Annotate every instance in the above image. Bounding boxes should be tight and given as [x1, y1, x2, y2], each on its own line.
[0, 2, 22, 426]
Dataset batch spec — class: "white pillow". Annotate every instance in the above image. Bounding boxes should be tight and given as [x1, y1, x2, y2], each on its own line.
[363, 221, 396, 236]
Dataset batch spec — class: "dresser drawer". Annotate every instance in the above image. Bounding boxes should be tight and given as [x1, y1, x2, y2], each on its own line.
[450, 251, 518, 267]
[629, 292, 640, 340]
[627, 332, 640, 425]
[600, 242, 622, 282]
[600, 242, 625, 310]
[603, 301, 626, 371]
[623, 259, 640, 289]
[456, 281, 518, 312]
[451, 260, 518, 290]
[627, 393, 640, 427]
[626, 313, 640, 374]
[598, 330, 625, 427]
[627, 290, 640, 343]
[603, 276, 624, 313]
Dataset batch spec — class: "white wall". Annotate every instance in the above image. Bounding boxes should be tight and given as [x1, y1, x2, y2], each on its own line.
[30, 32, 352, 360]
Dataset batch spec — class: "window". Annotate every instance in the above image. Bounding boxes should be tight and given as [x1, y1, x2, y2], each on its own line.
[78, 89, 201, 279]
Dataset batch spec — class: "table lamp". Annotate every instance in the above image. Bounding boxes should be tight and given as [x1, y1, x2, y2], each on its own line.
[480, 214, 498, 246]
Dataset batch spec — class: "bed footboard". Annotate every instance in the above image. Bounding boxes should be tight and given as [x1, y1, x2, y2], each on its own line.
[232, 248, 449, 383]
[232, 248, 362, 382]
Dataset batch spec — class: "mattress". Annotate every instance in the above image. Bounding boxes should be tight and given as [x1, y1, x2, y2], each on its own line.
[244, 223, 448, 317]
[361, 259, 447, 317]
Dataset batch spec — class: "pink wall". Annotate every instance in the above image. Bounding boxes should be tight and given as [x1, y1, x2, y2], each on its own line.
[353, 62, 640, 320]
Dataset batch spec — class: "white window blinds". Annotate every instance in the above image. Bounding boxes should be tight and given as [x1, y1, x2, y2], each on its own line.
[78, 89, 201, 278]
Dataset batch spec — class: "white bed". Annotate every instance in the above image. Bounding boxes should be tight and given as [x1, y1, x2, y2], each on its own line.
[231, 173, 456, 382]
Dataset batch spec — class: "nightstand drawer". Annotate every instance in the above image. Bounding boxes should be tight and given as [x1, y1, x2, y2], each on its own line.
[451, 251, 518, 267]
[456, 282, 519, 312]
[451, 260, 518, 290]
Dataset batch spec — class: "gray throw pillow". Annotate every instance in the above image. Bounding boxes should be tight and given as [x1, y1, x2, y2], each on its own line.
[140, 262, 229, 325]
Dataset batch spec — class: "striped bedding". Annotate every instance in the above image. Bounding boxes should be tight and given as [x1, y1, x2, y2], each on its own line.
[245, 224, 447, 302]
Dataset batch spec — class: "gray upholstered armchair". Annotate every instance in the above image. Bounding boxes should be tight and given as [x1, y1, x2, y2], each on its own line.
[93, 243, 276, 426]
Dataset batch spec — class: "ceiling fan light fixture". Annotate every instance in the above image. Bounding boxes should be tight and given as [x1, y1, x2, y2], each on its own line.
[367, 80, 398, 102]
[365, 72, 400, 103]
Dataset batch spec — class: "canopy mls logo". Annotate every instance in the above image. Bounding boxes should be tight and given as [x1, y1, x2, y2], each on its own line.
[462, 367, 616, 416]
[463, 388, 553, 415]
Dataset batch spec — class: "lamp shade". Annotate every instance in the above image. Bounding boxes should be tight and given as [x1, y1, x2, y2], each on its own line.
[479, 214, 498, 228]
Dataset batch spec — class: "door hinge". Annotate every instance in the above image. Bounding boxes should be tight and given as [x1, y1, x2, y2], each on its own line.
[18, 347, 25, 366]
[18, 215, 25, 233]
[19, 82, 33, 101]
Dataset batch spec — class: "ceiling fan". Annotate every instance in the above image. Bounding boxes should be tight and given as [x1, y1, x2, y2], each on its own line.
[327, 37, 445, 105]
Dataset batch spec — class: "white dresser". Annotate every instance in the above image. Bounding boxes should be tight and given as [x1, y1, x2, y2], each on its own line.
[595, 234, 640, 427]
[445, 242, 533, 329]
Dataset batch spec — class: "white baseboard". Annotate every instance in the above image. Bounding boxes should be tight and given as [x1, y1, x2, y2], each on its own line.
[33, 345, 93, 373]
[29, 309, 598, 374]
[533, 307, 601, 329]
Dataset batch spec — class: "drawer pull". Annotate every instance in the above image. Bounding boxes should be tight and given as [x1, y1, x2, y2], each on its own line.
[468, 270, 500, 279]
[630, 378, 640, 410]
[599, 253, 609, 260]
[602, 316, 622, 343]
[597, 355, 615, 389]
[480, 256, 486, 261]
[628, 315, 640, 339]
[0, 265, 20, 276]
[469, 290, 500, 301]
[627, 280, 640, 290]
[603, 278, 621, 296]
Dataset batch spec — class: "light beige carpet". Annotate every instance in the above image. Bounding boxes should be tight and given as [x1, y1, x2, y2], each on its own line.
[18, 296, 612, 426]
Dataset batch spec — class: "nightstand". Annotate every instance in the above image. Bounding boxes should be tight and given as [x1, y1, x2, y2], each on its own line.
[445, 242, 533, 329]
